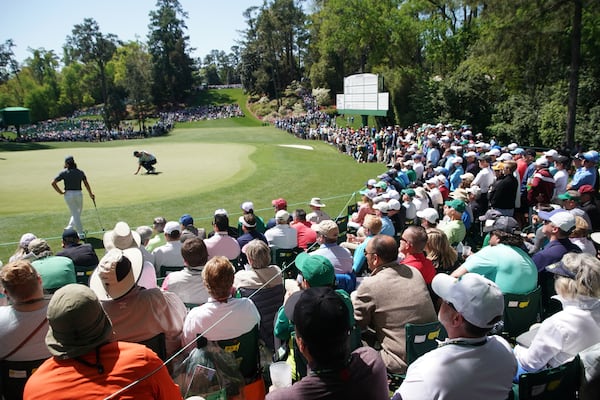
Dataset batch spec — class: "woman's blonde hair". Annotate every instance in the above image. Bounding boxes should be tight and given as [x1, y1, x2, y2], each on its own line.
[202, 256, 235, 300]
[554, 252, 600, 299]
[425, 228, 458, 270]
[570, 216, 590, 238]
[245, 239, 271, 269]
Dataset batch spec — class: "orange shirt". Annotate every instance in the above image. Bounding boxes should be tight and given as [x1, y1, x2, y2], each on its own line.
[23, 341, 182, 400]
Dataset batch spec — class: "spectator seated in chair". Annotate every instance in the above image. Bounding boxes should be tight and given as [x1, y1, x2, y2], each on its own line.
[266, 287, 389, 400]
[513, 253, 600, 381]
[0, 260, 51, 400]
[23, 284, 182, 399]
[394, 273, 516, 400]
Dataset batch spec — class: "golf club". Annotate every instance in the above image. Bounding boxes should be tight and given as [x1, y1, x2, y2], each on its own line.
[92, 198, 105, 231]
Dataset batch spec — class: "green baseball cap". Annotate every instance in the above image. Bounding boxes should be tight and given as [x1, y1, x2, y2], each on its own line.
[445, 199, 466, 213]
[295, 252, 335, 287]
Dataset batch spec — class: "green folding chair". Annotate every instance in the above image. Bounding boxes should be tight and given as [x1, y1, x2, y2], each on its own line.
[271, 248, 300, 279]
[503, 286, 542, 340]
[513, 355, 582, 400]
[159, 265, 184, 278]
[347, 203, 359, 216]
[405, 321, 447, 365]
[216, 324, 261, 381]
[335, 215, 348, 244]
[74, 265, 94, 285]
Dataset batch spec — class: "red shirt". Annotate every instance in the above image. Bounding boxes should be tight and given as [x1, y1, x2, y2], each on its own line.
[290, 221, 317, 250]
[401, 252, 437, 284]
[439, 185, 450, 201]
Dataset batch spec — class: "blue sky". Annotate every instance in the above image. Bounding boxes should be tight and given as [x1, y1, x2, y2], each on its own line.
[0, 0, 262, 64]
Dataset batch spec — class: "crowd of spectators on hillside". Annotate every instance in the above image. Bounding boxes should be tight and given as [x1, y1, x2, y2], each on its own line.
[2, 88, 600, 399]
[1, 104, 243, 143]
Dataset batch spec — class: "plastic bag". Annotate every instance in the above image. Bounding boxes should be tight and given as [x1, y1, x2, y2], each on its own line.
[173, 341, 245, 399]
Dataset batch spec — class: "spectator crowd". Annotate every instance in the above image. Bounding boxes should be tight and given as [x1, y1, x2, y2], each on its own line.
[2, 92, 600, 398]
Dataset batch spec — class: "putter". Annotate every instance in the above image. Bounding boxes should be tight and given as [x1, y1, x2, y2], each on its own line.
[92, 198, 105, 231]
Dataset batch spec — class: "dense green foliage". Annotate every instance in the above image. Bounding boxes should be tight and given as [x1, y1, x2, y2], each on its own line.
[2, 0, 600, 149]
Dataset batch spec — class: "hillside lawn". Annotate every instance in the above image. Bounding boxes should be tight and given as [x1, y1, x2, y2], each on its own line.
[0, 89, 383, 262]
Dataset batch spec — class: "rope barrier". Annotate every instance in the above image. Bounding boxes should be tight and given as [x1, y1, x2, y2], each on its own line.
[0, 192, 362, 250]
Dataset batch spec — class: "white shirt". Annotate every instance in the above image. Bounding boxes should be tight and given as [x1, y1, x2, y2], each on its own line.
[152, 240, 184, 268]
[312, 243, 354, 274]
[428, 187, 443, 209]
[0, 304, 51, 361]
[182, 297, 261, 346]
[265, 224, 298, 249]
[553, 169, 569, 198]
[514, 296, 600, 371]
[398, 336, 516, 400]
[472, 167, 495, 193]
[162, 267, 209, 305]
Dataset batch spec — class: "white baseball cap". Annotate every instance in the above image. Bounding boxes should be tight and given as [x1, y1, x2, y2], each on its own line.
[416, 208, 439, 224]
[241, 201, 254, 212]
[537, 209, 576, 232]
[432, 273, 504, 329]
[387, 199, 401, 211]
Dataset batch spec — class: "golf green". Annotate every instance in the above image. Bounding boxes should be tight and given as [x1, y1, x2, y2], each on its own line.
[0, 124, 383, 262]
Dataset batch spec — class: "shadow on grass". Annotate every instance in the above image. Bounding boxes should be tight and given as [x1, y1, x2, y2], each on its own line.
[187, 91, 236, 107]
[0, 142, 53, 152]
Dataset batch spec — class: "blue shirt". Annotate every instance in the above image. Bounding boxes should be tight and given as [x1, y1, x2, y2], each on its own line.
[570, 167, 596, 189]
[380, 216, 396, 237]
[449, 166, 464, 191]
[531, 238, 582, 272]
[353, 236, 373, 273]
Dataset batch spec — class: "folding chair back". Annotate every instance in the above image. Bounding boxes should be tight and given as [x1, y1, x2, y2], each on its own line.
[0, 358, 47, 400]
[216, 324, 261, 381]
[347, 203, 359, 216]
[515, 355, 582, 400]
[159, 265, 184, 278]
[138, 332, 167, 361]
[335, 215, 349, 244]
[271, 248, 300, 279]
[405, 321, 447, 365]
[503, 286, 542, 340]
[74, 265, 94, 285]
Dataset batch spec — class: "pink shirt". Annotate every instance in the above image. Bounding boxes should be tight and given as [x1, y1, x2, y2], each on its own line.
[204, 232, 241, 260]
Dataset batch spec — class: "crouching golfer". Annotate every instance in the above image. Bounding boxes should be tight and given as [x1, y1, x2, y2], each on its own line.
[133, 150, 157, 175]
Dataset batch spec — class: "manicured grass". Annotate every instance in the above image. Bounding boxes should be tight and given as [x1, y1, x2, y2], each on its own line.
[0, 97, 383, 262]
